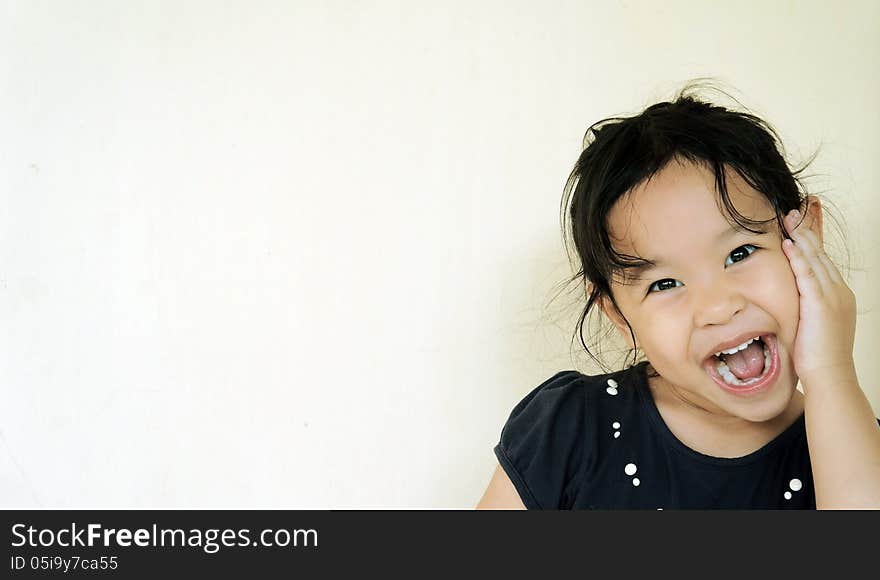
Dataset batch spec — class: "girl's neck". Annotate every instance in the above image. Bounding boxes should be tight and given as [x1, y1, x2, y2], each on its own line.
[647, 363, 805, 427]
[645, 365, 805, 458]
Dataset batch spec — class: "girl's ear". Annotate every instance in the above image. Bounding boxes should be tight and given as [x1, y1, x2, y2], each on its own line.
[801, 194, 824, 246]
[596, 292, 636, 350]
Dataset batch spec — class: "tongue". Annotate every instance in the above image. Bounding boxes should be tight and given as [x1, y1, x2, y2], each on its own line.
[722, 340, 765, 380]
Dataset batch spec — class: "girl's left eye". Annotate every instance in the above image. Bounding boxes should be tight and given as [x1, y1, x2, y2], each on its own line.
[646, 244, 760, 294]
[725, 244, 758, 266]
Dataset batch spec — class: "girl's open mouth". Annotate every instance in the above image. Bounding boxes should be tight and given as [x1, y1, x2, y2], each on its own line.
[702, 334, 780, 397]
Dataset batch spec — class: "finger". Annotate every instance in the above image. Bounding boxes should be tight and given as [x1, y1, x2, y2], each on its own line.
[794, 226, 834, 288]
[784, 211, 831, 291]
[783, 238, 825, 299]
[783, 231, 824, 299]
[800, 227, 845, 286]
[816, 250, 846, 286]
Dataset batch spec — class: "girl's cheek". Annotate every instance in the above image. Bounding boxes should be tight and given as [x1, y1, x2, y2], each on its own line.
[772, 252, 799, 289]
[755, 258, 796, 296]
[756, 260, 800, 334]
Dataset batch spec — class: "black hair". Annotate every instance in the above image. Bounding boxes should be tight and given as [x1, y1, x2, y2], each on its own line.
[558, 79, 849, 376]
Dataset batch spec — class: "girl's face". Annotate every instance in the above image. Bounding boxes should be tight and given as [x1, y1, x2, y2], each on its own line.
[601, 159, 822, 422]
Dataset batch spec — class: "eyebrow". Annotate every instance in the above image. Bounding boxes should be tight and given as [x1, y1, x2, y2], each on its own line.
[618, 222, 771, 281]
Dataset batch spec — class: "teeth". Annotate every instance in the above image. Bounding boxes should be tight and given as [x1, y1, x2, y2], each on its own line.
[715, 342, 771, 386]
[714, 336, 761, 358]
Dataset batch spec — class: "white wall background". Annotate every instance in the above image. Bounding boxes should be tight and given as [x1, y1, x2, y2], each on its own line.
[1, 0, 878, 508]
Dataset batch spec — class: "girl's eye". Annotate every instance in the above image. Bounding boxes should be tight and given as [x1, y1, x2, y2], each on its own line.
[725, 244, 758, 267]
[646, 245, 759, 294]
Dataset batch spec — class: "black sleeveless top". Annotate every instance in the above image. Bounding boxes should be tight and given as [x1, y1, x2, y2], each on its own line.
[493, 360, 878, 509]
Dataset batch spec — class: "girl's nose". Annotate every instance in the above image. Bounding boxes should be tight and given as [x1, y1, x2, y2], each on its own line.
[692, 283, 747, 327]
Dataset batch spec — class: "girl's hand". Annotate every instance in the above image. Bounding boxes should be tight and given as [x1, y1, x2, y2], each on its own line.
[781, 208, 857, 388]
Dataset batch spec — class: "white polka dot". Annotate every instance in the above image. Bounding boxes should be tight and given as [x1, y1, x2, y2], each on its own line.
[789, 478, 802, 492]
[624, 463, 637, 476]
[606, 387, 618, 395]
[613, 431, 620, 438]
[607, 379, 618, 388]
[632, 478, 640, 486]
[612, 421, 620, 429]
[784, 491, 792, 500]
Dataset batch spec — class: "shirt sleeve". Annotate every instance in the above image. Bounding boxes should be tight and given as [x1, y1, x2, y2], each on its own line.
[493, 371, 590, 509]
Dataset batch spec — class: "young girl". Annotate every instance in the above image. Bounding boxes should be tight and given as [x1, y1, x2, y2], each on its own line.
[477, 85, 880, 510]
